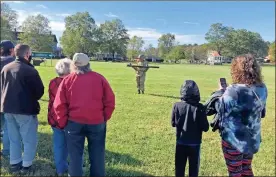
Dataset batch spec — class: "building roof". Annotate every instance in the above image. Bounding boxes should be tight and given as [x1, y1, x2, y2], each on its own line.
[13, 31, 58, 43]
[211, 51, 220, 57]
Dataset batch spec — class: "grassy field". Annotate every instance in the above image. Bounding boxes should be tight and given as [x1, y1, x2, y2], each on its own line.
[1, 62, 275, 176]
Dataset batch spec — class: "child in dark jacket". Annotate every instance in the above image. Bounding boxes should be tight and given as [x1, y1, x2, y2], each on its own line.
[171, 80, 209, 177]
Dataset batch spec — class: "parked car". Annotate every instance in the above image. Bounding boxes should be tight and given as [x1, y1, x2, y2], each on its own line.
[146, 57, 164, 63]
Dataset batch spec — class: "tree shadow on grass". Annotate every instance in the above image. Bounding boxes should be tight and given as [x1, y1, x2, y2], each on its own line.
[149, 93, 206, 102]
[34, 132, 149, 176]
[148, 93, 180, 99]
[105, 151, 143, 167]
[106, 167, 152, 176]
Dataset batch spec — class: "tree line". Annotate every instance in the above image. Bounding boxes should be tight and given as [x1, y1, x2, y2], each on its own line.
[1, 3, 275, 62]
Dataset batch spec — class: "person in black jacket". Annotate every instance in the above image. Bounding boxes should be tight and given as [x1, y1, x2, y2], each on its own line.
[1, 44, 44, 175]
[171, 80, 209, 177]
[0, 40, 15, 157]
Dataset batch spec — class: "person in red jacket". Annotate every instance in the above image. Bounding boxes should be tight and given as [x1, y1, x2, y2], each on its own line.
[48, 58, 72, 176]
[53, 53, 115, 177]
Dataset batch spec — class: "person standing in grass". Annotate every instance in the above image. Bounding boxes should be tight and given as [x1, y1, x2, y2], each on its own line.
[1, 44, 44, 175]
[0, 40, 15, 157]
[53, 53, 115, 177]
[132, 54, 149, 94]
[48, 58, 72, 176]
[218, 54, 267, 177]
[171, 80, 209, 177]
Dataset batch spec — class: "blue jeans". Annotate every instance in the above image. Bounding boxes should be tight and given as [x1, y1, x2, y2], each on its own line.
[5, 113, 38, 167]
[1, 113, 10, 155]
[52, 127, 68, 174]
[65, 120, 106, 177]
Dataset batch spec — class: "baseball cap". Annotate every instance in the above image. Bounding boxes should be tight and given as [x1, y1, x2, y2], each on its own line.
[72, 53, 90, 67]
[0, 40, 15, 51]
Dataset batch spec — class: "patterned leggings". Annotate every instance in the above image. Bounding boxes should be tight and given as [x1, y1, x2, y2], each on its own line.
[222, 140, 254, 177]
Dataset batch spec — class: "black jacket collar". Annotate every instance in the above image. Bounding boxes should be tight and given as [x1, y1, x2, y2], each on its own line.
[16, 57, 34, 68]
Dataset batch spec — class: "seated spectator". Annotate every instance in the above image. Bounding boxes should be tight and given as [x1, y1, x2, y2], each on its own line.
[53, 53, 115, 177]
[48, 58, 72, 176]
[1, 44, 44, 175]
[0, 40, 15, 157]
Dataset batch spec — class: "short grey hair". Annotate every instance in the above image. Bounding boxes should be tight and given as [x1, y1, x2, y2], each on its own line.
[55, 58, 72, 76]
[70, 62, 92, 75]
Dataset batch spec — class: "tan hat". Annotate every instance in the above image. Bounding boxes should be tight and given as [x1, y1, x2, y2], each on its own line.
[73, 53, 90, 67]
[136, 54, 145, 60]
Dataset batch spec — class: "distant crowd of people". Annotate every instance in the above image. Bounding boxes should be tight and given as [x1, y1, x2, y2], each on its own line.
[0, 40, 267, 177]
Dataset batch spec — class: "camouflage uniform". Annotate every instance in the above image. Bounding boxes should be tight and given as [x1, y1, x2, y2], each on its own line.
[132, 55, 149, 94]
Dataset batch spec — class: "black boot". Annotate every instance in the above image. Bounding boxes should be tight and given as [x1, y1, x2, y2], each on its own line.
[10, 161, 22, 173]
[20, 165, 33, 175]
[141, 90, 144, 94]
[138, 90, 140, 94]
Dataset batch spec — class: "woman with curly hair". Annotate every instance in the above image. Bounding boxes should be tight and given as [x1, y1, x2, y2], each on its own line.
[219, 54, 267, 177]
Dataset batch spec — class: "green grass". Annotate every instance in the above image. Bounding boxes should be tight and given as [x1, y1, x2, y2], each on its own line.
[1, 62, 275, 176]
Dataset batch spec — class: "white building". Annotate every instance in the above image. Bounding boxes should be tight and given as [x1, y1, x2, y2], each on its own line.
[207, 50, 232, 65]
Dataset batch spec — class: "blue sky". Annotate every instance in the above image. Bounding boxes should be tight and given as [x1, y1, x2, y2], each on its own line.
[3, 1, 275, 47]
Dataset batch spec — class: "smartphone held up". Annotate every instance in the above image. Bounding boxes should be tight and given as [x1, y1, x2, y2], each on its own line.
[219, 78, 227, 90]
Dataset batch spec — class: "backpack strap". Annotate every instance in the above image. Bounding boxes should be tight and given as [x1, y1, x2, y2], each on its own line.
[251, 87, 263, 109]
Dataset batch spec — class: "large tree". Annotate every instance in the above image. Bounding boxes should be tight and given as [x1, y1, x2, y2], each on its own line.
[0, 3, 18, 41]
[19, 14, 54, 52]
[205, 23, 234, 55]
[60, 12, 97, 57]
[158, 33, 175, 58]
[225, 29, 268, 57]
[144, 44, 158, 57]
[194, 43, 211, 63]
[268, 42, 275, 62]
[99, 19, 129, 59]
[1, 3, 18, 30]
[1, 16, 14, 41]
[127, 36, 144, 60]
[166, 45, 185, 63]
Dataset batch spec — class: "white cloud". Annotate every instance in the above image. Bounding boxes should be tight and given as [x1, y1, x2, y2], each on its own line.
[96, 22, 101, 27]
[14, 9, 65, 34]
[36, 4, 47, 9]
[15, 9, 32, 24]
[127, 28, 161, 41]
[127, 27, 205, 46]
[14, 9, 55, 25]
[12, 8, 205, 46]
[183, 21, 200, 25]
[104, 12, 119, 18]
[55, 13, 71, 17]
[3, 1, 25, 4]
[50, 21, 65, 32]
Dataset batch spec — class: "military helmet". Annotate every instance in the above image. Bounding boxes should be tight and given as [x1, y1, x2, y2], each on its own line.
[136, 54, 145, 60]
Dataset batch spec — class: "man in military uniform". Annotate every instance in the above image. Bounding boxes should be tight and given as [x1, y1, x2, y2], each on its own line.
[132, 55, 149, 94]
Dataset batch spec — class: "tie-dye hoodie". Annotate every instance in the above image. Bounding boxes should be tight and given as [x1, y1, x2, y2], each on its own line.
[219, 83, 267, 154]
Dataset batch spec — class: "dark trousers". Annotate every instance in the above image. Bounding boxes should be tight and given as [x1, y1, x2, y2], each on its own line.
[65, 120, 106, 177]
[175, 144, 200, 177]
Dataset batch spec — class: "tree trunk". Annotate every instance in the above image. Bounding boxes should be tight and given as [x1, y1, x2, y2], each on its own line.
[112, 51, 115, 60]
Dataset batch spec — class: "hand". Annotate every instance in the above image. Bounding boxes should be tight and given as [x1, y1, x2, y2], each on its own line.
[218, 83, 227, 90]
